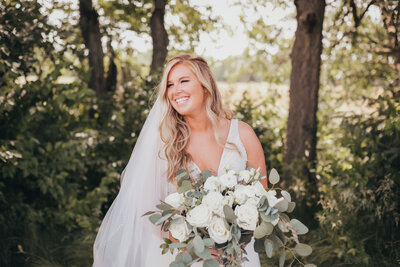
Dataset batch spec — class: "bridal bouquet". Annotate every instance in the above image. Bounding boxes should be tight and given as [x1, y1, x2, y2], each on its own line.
[143, 167, 316, 267]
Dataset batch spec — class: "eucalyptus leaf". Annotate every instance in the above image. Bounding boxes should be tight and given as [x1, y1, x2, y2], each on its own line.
[268, 168, 280, 185]
[170, 243, 187, 249]
[193, 235, 205, 254]
[281, 190, 291, 202]
[194, 246, 211, 259]
[142, 211, 156, 217]
[254, 222, 274, 239]
[279, 250, 286, 267]
[274, 198, 289, 212]
[178, 180, 193, 194]
[295, 243, 312, 256]
[203, 259, 220, 267]
[223, 205, 237, 221]
[203, 238, 215, 248]
[157, 202, 174, 211]
[149, 213, 162, 224]
[290, 219, 309, 235]
[287, 202, 296, 213]
[202, 170, 212, 179]
[264, 239, 273, 258]
[169, 262, 185, 267]
[176, 252, 192, 264]
[253, 238, 265, 253]
[155, 213, 173, 225]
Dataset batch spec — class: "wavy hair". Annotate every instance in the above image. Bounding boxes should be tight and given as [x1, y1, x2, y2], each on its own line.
[158, 54, 234, 182]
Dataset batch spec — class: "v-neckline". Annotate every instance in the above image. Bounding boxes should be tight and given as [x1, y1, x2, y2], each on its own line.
[191, 119, 234, 176]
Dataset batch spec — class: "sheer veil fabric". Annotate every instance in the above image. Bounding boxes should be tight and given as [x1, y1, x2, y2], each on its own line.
[93, 96, 174, 266]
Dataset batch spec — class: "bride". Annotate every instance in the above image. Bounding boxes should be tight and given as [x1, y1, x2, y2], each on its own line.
[93, 54, 267, 266]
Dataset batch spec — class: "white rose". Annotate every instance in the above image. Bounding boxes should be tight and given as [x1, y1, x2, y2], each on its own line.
[203, 191, 224, 216]
[235, 203, 259, 231]
[243, 185, 256, 199]
[218, 170, 238, 189]
[253, 181, 267, 197]
[233, 185, 248, 205]
[186, 204, 213, 228]
[170, 217, 191, 242]
[165, 192, 184, 209]
[238, 170, 251, 183]
[246, 196, 260, 206]
[208, 216, 232, 244]
[204, 176, 221, 192]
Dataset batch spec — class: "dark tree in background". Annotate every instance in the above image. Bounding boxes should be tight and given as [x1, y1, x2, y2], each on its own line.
[150, 0, 169, 74]
[79, 0, 105, 94]
[376, 0, 400, 89]
[284, 0, 326, 225]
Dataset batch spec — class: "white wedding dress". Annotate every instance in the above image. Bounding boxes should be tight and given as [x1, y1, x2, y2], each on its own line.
[167, 119, 261, 267]
[93, 98, 261, 266]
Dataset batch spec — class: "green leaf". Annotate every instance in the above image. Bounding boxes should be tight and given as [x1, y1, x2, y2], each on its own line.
[265, 239, 273, 258]
[223, 205, 237, 221]
[274, 198, 289, 212]
[279, 250, 286, 267]
[254, 222, 274, 239]
[193, 235, 205, 254]
[287, 202, 296, 213]
[169, 262, 185, 267]
[290, 219, 309, 235]
[170, 243, 187, 249]
[253, 238, 265, 253]
[149, 213, 162, 224]
[203, 238, 215, 248]
[176, 252, 192, 264]
[203, 259, 220, 267]
[295, 243, 312, 256]
[194, 245, 211, 259]
[142, 211, 155, 217]
[268, 168, 280, 185]
[155, 213, 173, 225]
[178, 180, 193, 194]
[157, 202, 174, 211]
[201, 170, 212, 179]
[281, 190, 291, 202]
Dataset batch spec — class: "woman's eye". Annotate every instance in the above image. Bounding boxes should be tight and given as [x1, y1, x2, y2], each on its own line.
[181, 80, 189, 83]
[167, 84, 173, 88]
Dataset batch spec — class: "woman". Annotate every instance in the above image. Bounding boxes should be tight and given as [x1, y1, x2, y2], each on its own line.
[93, 55, 267, 266]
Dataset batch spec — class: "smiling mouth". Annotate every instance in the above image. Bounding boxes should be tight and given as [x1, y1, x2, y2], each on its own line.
[176, 97, 189, 104]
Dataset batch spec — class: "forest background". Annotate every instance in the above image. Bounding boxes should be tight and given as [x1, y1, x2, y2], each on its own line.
[0, 0, 399, 266]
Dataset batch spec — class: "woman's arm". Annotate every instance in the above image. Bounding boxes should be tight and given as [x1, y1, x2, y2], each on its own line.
[238, 121, 268, 188]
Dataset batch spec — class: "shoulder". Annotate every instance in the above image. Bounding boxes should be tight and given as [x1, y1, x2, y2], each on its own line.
[237, 120, 260, 149]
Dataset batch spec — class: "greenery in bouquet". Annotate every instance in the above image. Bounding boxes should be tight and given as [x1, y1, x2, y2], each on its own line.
[144, 167, 316, 267]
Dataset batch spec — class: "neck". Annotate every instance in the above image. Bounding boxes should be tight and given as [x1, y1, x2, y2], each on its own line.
[184, 112, 211, 132]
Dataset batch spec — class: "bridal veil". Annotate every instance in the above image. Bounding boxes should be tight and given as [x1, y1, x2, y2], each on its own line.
[93, 96, 172, 266]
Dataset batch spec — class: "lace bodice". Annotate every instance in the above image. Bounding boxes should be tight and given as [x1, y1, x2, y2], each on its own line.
[167, 119, 247, 194]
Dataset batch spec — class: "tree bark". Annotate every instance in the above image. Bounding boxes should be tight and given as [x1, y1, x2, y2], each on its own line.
[150, 0, 169, 74]
[284, 0, 325, 225]
[79, 0, 105, 94]
[375, 0, 400, 90]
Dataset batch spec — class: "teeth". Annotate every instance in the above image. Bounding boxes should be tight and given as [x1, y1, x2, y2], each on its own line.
[176, 97, 189, 104]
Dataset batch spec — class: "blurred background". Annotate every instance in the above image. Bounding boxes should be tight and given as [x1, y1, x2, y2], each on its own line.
[0, 0, 399, 266]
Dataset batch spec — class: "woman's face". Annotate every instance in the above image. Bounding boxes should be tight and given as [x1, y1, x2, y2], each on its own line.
[166, 63, 207, 117]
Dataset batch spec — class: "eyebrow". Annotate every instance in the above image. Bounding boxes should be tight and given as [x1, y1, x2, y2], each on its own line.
[167, 75, 191, 83]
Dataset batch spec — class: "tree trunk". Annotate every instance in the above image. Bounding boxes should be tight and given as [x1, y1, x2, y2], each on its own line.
[106, 41, 117, 92]
[150, 0, 169, 74]
[79, 0, 105, 94]
[284, 0, 325, 227]
[376, 0, 400, 90]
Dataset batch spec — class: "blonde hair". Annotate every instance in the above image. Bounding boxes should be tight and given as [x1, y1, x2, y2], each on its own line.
[158, 54, 233, 182]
